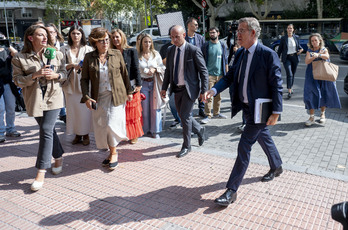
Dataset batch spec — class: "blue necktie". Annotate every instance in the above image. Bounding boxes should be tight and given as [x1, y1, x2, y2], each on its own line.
[239, 50, 249, 102]
[174, 47, 181, 85]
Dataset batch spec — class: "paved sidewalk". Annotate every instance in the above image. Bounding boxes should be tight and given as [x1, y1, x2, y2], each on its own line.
[0, 110, 347, 229]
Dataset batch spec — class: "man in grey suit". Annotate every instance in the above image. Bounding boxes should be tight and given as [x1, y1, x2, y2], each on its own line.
[161, 25, 208, 158]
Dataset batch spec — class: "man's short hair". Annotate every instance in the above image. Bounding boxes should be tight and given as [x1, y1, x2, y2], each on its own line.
[209, 27, 219, 33]
[186, 17, 198, 25]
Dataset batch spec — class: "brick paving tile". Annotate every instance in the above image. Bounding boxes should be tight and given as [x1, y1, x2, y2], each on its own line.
[1, 116, 348, 229]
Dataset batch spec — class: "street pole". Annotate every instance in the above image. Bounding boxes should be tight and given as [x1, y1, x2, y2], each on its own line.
[12, 15, 16, 43]
[3, 0, 10, 38]
[202, 8, 205, 37]
[144, 0, 148, 27]
[149, 0, 153, 27]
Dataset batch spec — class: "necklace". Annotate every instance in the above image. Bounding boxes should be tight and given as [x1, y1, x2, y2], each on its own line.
[99, 52, 107, 64]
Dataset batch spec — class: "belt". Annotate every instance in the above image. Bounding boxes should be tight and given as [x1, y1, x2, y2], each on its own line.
[287, 53, 296, 56]
[142, 78, 153, 82]
[176, 85, 185, 88]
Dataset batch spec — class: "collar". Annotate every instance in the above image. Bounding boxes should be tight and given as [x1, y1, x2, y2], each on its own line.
[176, 41, 186, 51]
[246, 41, 257, 55]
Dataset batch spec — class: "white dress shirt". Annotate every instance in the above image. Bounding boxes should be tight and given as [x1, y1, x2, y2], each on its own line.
[287, 37, 296, 54]
[174, 41, 186, 86]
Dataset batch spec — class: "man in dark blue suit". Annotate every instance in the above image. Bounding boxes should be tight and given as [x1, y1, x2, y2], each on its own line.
[161, 25, 208, 158]
[205, 17, 283, 206]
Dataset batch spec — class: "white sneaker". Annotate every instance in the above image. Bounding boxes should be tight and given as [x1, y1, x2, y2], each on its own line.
[31, 169, 46, 191]
[31, 180, 44, 191]
[201, 117, 211, 124]
[213, 114, 227, 119]
[305, 116, 315, 127]
[319, 113, 326, 124]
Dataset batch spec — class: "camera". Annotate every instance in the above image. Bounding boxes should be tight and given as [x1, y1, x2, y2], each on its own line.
[0, 39, 10, 48]
[331, 202, 348, 229]
[229, 21, 238, 33]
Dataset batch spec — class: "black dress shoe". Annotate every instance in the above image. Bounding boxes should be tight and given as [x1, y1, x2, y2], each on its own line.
[197, 127, 206, 146]
[214, 189, 237, 207]
[176, 147, 191, 158]
[287, 93, 292, 99]
[261, 166, 283, 182]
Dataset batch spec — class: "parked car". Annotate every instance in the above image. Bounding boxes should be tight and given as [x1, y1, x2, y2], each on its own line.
[129, 27, 169, 46]
[344, 72, 348, 95]
[270, 34, 310, 53]
[339, 41, 348, 60]
[270, 34, 337, 54]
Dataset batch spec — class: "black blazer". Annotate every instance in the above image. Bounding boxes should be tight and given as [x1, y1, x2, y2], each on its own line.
[277, 34, 303, 63]
[122, 48, 141, 87]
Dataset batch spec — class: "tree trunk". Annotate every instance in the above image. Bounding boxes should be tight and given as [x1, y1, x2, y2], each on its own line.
[247, 0, 274, 20]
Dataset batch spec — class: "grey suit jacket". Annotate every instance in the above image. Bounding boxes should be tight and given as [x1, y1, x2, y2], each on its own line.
[162, 42, 208, 101]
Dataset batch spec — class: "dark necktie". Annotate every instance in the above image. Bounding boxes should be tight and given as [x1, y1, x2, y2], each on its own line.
[239, 50, 249, 102]
[174, 47, 181, 85]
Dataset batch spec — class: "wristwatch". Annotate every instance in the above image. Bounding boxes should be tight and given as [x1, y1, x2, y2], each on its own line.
[57, 74, 62, 80]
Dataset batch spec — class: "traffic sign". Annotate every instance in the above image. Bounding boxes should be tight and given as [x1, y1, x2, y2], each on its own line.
[201, 0, 207, 8]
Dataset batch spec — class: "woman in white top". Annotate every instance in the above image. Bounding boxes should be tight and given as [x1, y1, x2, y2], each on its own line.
[137, 34, 166, 139]
[277, 24, 304, 99]
[61, 25, 94, 145]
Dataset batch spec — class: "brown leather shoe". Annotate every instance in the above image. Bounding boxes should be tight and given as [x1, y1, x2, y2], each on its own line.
[72, 135, 82, 145]
[82, 135, 90, 146]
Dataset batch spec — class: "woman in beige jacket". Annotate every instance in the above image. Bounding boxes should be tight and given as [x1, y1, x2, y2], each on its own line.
[12, 25, 67, 191]
[80, 27, 133, 170]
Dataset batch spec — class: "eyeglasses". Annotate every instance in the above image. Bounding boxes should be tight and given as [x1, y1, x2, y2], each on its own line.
[48, 31, 57, 35]
[237, 29, 250, 34]
[98, 39, 109, 44]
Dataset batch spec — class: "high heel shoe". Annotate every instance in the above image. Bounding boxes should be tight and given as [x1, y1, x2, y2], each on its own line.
[52, 157, 63, 175]
[109, 161, 118, 170]
[102, 159, 110, 167]
[31, 169, 46, 191]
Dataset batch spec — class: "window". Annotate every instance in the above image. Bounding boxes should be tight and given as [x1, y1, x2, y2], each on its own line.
[22, 9, 32, 18]
[152, 29, 160, 36]
[2, 10, 13, 19]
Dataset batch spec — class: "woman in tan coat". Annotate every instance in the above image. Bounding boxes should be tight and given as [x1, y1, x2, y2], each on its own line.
[80, 27, 133, 170]
[12, 25, 67, 191]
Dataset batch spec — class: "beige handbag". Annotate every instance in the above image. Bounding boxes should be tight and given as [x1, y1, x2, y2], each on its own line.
[312, 60, 339, 82]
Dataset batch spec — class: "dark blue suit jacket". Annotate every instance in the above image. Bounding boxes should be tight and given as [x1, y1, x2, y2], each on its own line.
[162, 42, 208, 101]
[185, 33, 205, 50]
[277, 34, 303, 63]
[214, 43, 283, 119]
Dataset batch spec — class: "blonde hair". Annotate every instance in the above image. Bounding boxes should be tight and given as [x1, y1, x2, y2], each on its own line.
[110, 29, 131, 50]
[307, 33, 325, 50]
[137, 33, 156, 58]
